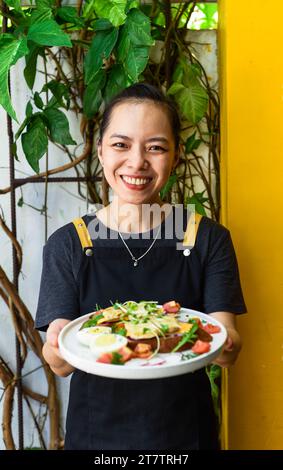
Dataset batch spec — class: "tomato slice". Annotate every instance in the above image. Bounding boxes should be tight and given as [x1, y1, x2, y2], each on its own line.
[191, 340, 211, 354]
[192, 317, 204, 328]
[97, 347, 133, 364]
[96, 352, 112, 364]
[162, 301, 181, 313]
[202, 323, 221, 334]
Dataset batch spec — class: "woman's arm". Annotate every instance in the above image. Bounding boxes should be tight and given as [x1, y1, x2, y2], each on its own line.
[209, 311, 242, 368]
[43, 319, 75, 377]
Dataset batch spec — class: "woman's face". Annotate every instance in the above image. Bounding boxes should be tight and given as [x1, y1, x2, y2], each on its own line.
[98, 100, 179, 205]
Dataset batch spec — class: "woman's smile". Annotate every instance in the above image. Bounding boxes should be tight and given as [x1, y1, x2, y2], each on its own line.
[119, 174, 153, 190]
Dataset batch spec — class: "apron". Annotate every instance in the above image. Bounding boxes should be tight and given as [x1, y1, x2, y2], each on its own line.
[64, 207, 219, 450]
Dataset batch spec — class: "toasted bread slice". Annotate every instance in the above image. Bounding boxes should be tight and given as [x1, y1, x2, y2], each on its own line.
[127, 328, 212, 354]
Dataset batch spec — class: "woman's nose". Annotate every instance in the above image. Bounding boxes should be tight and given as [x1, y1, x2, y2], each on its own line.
[126, 146, 148, 170]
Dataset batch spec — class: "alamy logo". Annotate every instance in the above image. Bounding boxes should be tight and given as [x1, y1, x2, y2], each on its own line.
[86, 203, 199, 251]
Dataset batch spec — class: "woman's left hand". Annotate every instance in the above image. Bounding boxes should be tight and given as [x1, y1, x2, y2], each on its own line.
[209, 312, 243, 368]
[212, 327, 242, 368]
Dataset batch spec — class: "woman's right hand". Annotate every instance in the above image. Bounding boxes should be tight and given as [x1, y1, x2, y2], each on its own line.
[43, 319, 75, 377]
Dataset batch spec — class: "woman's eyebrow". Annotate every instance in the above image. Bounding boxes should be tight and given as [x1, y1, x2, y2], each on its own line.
[109, 134, 169, 144]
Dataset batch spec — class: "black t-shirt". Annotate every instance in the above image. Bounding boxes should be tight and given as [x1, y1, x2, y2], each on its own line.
[34, 207, 247, 331]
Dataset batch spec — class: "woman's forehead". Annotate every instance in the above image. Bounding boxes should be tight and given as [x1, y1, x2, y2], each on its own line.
[105, 101, 173, 138]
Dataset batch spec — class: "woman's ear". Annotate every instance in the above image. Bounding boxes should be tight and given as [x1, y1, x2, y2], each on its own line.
[97, 138, 103, 166]
[172, 147, 180, 172]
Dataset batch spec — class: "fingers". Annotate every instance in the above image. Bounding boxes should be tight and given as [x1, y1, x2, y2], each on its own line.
[224, 336, 234, 351]
[46, 319, 71, 348]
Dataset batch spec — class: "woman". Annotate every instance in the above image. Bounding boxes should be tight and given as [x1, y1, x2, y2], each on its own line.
[35, 83, 247, 450]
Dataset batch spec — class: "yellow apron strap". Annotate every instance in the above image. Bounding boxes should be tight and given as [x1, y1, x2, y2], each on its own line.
[183, 212, 203, 248]
[72, 217, 93, 256]
[221, 368, 229, 449]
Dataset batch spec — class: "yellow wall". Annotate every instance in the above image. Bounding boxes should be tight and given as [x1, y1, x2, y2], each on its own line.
[218, 0, 283, 449]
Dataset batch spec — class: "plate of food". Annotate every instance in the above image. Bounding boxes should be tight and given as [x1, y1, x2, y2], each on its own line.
[58, 300, 227, 380]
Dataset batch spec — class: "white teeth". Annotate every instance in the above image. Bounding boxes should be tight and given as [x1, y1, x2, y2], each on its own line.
[122, 176, 151, 185]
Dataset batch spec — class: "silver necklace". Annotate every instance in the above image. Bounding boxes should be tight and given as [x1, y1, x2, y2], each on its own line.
[117, 223, 162, 267]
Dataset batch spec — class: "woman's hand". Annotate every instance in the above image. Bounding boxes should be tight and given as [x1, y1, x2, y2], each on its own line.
[212, 327, 242, 368]
[43, 319, 75, 377]
[209, 312, 242, 368]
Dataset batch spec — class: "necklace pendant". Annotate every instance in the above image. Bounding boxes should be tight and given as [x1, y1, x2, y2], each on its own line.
[133, 259, 138, 267]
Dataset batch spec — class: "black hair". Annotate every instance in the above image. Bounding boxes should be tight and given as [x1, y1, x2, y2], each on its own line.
[98, 82, 181, 149]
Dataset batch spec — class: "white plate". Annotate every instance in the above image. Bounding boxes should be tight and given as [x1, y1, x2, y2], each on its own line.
[58, 306, 227, 380]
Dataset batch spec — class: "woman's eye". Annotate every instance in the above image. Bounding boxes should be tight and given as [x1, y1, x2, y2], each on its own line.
[148, 145, 167, 152]
[113, 142, 127, 148]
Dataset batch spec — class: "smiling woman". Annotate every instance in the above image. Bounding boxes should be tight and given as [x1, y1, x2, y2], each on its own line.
[96, 83, 181, 232]
[35, 83, 247, 451]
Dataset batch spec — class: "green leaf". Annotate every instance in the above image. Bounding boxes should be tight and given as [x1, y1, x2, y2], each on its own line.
[43, 108, 76, 145]
[117, 8, 154, 61]
[94, 0, 128, 27]
[115, 9, 154, 81]
[126, 0, 139, 13]
[15, 114, 33, 140]
[30, 7, 53, 25]
[172, 62, 184, 84]
[126, 46, 149, 81]
[24, 43, 41, 90]
[21, 117, 48, 173]
[167, 82, 184, 95]
[26, 101, 33, 117]
[172, 322, 199, 353]
[45, 96, 59, 109]
[3, 0, 22, 14]
[185, 132, 201, 153]
[12, 142, 19, 161]
[92, 18, 114, 31]
[198, 4, 218, 30]
[83, 69, 106, 118]
[159, 173, 177, 200]
[56, 7, 85, 27]
[168, 82, 208, 125]
[0, 36, 29, 121]
[116, 9, 154, 82]
[42, 80, 70, 109]
[206, 364, 221, 419]
[122, 8, 154, 47]
[34, 91, 44, 109]
[104, 64, 131, 103]
[17, 196, 24, 207]
[187, 191, 209, 216]
[84, 27, 118, 85]
[27, 20, 72, 47]
[11, 36, 29, 66]
[82, 0, 97, 21]
[36, 0, 55, 8]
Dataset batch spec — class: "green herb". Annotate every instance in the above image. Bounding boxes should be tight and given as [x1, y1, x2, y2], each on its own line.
[160, 324, 169, 334]
[172, 322, 199, 352]
[110, 299, 122, 310]
[111, 352, 124, 365]
[181, 351, 199, 361]
[114, 327, 127, 337]
[143, 327, 150, 334]
[81, 314, 104, 329]
[144, 303, 159, 313]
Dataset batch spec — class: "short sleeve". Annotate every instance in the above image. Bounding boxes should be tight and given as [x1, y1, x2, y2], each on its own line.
[34, 228, 81, 332]
[203, 226, 247, 314]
